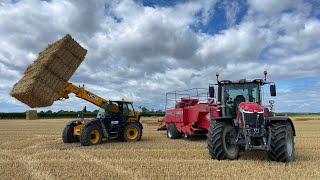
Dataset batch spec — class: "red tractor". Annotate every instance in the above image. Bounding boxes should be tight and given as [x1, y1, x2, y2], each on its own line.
[164, 71, 295, 162]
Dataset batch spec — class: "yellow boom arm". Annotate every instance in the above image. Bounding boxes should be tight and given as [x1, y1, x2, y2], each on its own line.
[56, 83, 108, 108]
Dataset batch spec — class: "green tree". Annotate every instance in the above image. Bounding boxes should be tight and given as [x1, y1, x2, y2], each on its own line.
[141, 107, 149, 113]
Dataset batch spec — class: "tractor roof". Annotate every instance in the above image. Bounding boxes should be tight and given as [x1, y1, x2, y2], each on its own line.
[218, 79, 265, 85]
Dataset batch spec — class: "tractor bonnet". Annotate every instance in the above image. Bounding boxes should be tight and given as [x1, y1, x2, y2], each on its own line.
[239, 102, 264, 113]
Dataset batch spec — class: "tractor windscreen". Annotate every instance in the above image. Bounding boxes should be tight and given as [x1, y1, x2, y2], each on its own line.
[224, 83, 259, 117]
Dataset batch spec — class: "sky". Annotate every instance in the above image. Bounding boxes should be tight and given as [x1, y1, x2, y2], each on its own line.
[0, 0, 319, 113]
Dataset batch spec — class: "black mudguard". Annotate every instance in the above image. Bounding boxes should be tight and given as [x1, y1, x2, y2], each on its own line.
[211, 117, 233, 126]
[266, 117, 296, 136]
[83, 118, 102, 127]
[66, 120, 81, 126]
[137, 121, 143, 130]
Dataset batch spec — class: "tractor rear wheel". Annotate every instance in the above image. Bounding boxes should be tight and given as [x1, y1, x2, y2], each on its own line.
[122, 122, 142, 142]
[268, 123, 294, 162]
[167, 123, 181, 139]
[207, 122, 239, 160]
[79, 124, 103, 146]
[62, 124, 79, 143]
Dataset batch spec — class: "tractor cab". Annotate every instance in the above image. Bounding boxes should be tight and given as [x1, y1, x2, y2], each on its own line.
[209, 71, 276, 119]
[215, 79, 267, 118]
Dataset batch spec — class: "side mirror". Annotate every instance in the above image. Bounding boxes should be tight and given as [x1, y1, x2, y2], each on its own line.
[270, 84, 276, 96]
[209, 86, 215, 98]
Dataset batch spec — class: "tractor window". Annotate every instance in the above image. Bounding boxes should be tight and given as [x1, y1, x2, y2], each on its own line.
[127, 103, 135, 116]
[224, 83, 259, 116]
[107, 102, 120, 114]
[123, 103, 129, 116]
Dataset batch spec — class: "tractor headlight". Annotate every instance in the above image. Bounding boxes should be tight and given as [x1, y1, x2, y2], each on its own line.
[243, 110, 253, 113]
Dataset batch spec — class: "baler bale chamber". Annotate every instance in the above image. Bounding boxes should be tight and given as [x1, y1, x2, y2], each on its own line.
[10, 34, 87, 108]
[164, 88, 213, 138]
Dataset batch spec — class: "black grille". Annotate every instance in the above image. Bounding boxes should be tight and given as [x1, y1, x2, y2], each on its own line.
[243, 112, 265, 128]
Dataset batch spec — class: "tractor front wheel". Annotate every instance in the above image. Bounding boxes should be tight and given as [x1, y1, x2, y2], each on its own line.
[268, 123, 294, 162]
[167, 123, 181, 139]
[123, 122, 142, 142]
[62, 123, 79, 143]
[79, 124, 103, 146]
[207, 122, 239, 160]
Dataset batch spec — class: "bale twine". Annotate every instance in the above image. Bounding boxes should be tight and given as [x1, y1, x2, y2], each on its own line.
[10, 34, 87, 108]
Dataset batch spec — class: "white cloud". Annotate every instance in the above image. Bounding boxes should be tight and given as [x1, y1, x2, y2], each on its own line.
[0, 0, 319, 112]
[248, 0, 294, 14]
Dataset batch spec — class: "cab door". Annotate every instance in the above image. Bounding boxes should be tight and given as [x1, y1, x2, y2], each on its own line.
[123, 103, 137, 122]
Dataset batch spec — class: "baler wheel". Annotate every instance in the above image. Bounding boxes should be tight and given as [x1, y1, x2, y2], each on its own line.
[267, 123, 294, 162]
[167, 123, 181, 139]
[62, 123, 79, 143]
[207, 122, 239, 160]
[79, 124, 103, 146]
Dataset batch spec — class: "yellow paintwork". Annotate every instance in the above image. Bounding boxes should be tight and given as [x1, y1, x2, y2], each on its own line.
[127, 117, 137, 122]
[108, 103, 119, 113]
[90, 130, 100, 144]
[56, 83, 108, 108]
[126, 127, 138, 140]
[74, 124, 84, 136]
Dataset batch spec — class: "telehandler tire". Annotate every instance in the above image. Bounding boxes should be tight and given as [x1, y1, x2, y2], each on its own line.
[268, 123, 294, 162]
[207, 122, 239, 160]
[62, 124, 79, 143]
[79, 124, 103, 146]
[123, 122, 142, 142]
[167, 123, 181, 139]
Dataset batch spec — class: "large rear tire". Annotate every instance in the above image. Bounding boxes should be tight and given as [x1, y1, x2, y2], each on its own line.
[207, 122, 239, 160]
[79, 124, 103, 146]
[62, 124, 79, 143]
[122, 122, 143, 142]
[268, 123, 294, 162]
[167, 123, 181, 139]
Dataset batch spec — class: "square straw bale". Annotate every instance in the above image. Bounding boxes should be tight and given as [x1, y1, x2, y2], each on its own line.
[10, 34, 87, 108]
[26, 110, 37, 120]
[11, 76, 58, 108]
[23, 66, 67, 92]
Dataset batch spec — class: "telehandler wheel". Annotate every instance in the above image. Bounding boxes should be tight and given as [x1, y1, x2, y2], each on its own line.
[167, 123, 181, 139]
[207, 122, 239, 160]
[79, 124, 102, 146]
[123, 122, 142, 142]
[62, 124, 79, 143]
[268, 123, 294, 162]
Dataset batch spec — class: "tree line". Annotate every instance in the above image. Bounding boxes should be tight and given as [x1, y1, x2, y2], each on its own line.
[0, 107, 165, 119]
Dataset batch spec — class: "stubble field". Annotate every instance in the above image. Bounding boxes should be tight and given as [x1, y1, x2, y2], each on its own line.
[0, 116, 319, 180]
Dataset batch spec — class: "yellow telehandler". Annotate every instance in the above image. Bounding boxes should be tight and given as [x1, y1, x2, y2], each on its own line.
[58, 82, 143, 146]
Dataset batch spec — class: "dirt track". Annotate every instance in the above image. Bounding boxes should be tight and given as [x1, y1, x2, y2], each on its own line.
[0, 117, 319, 179]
